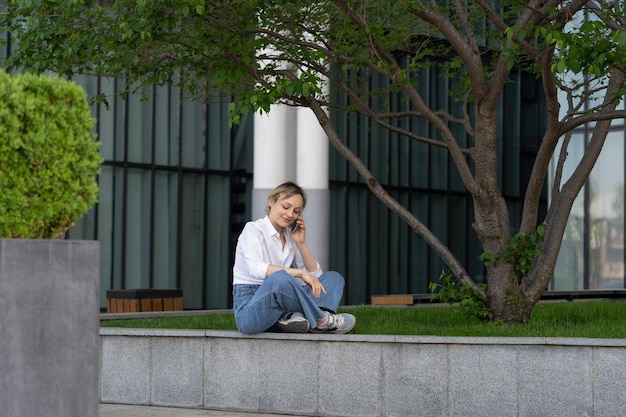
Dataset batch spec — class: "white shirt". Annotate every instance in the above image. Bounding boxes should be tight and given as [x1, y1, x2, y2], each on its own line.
[232, 215, 322, 285]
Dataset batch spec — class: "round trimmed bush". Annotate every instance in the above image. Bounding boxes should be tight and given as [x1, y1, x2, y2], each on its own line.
[0, 71, 102, 238]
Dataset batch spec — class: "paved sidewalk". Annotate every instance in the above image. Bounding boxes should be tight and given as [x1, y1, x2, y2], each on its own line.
[100, 404, 304, 417]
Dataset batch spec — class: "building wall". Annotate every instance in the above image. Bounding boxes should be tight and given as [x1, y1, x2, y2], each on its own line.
[66, 76, 254, 310]
[327, 68, 548, 302]
[5, 48, 609, 310]
[62, 67, 550, 310]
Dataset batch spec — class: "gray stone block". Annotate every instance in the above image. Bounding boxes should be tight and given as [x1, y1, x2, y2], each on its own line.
[593, 347, 626, 417]
[448, 344, 519, 417]
[0, 239, 100, 417]
[258, 339, 319, 415]
[382, 343, 448, 417]
[318, 341, 382, 417]
[151, 337, 205, 407]
[100, 336, 151, 404]
[518, 345, 593, 417]
[204, 337, 260, 411]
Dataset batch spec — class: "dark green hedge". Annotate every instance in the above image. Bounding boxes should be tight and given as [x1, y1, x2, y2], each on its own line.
[0, 71, 102, 238]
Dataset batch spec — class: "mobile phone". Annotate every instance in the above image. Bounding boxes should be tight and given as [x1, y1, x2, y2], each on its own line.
[291, 219, 299, 233]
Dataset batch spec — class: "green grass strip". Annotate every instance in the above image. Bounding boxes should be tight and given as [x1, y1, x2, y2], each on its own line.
[101, 300, 626, 338]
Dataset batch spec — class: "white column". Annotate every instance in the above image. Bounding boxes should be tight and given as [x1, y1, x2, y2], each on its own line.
[252, 104, 297, 219]
[297, 106, 330, 269]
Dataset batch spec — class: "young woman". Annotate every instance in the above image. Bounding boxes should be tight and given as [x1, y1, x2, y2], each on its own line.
[232, 182, 356, 334]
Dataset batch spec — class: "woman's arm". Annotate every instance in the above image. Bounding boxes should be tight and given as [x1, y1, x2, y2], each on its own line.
[265, 263, 326, 298]
[294, 240, 319, 274]
[289, 216, 320, 273]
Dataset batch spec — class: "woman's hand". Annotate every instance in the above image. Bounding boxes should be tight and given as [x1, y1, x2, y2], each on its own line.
[290, 216, 305, 244]
[300, 271, 326, 298]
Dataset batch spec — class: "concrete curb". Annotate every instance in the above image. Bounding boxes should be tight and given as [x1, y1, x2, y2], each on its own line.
[100, 328, 626, 417]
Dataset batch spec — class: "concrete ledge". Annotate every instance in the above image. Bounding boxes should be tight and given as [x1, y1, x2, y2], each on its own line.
[1, 239, 100, 417]
[100, 329, 626, 417]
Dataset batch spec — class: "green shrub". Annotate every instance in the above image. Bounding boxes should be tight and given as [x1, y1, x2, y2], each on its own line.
[0, 71, 102, 238]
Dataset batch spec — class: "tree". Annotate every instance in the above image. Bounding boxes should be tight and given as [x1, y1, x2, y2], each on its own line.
[0, 70, 101, 238]
[3, 0, 625, 323]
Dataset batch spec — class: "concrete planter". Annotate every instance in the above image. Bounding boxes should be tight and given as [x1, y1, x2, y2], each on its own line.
[100, 328, 626, 417]
[0, 239, 100, 417]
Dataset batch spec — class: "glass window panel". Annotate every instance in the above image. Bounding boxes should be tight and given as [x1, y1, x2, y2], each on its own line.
[551, 133, 586, 290]
[429, 194, 448, 278]
[430, 69, 449, 191]
[369, 124, 388, 184]
[114, 88, 128, 161]
[126, 92, 151, 164]
[206, 100, 231, 171]
[328, 90, 350, 182]
[68, 207, 96, 240]
[410, 69, 431, 188]
[410, 194, 429, 292]
[389, 129, 400, 186]
[152, 85, 180, 166]
[369, 75, 388, 184]
[551, 132, 586, 188]
[588, 131, 624, 289]
[124, 168, 152, 289]
[448, 195, 467, 266]
[111, 166, 125, 289]
[351, 113, 370, 183]
[328, 142, 347, 182]
[389, 93, 404, 187]
[411, 140, 429, 189]
[398, 134, 411, 188]
[205, 176, 231, 308]
[96, 165, 115, 305]
[553, 212, 584, 290]
[71, 74, 98, 107]
[387, 191, 409, 293]
[345, 188, 368, 303]
[152, 171, 178, 289]
[466, 205, 485, 284]
[180, 101, 206, 169]
[329, 186, 348, 276]
[97, 78, 117, 161]
[430, 146, 448, 190]
[231, 113, 253, 172]
[448, 125, 467, 192]
[368, 195, 389, 297]
[179, 173, 207, 309]
[502, 79, 521, 196]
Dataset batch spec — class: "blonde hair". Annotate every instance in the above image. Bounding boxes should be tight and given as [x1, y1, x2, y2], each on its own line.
[265, 182, 307, 214]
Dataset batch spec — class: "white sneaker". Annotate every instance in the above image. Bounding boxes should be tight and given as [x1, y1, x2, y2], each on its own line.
[311, 312, 356, 334]
[277, 311, 310, 333]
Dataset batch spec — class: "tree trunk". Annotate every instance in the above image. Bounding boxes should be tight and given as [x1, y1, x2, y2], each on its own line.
[486, 262, 535, 323]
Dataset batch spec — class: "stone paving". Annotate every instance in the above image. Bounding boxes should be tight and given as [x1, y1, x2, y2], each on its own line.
[100, 404, 304, 417]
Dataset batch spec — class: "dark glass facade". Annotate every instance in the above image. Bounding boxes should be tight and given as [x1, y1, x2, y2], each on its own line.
[1, 40, 558, 310]
[66, 76, 254, 309]
[551, 111, 626, 290]
[328, 68, 548, 302]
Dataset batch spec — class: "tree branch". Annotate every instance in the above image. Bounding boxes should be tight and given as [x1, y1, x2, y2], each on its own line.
[332, 0, 478, 191]
[306, 96, 485, 300]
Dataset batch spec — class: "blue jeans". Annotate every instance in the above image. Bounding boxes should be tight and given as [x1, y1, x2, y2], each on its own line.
[232, 270, 345, 334]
